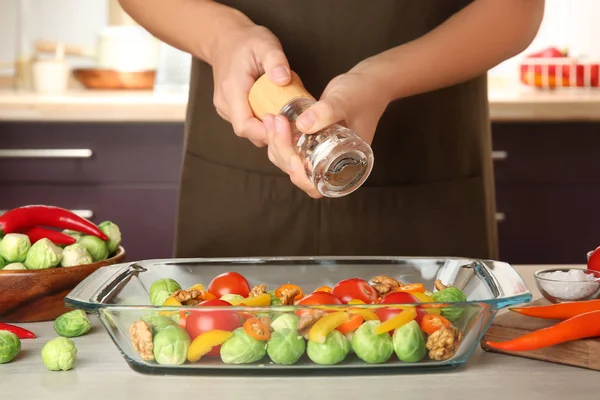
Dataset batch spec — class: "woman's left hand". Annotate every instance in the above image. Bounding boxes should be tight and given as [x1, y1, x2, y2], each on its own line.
[263, 61, 393, 198]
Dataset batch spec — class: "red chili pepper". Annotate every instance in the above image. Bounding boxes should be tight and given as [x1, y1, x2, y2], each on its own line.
[21, 226, 76, 246]
[486, 309, 600, 352]
[0, 322, 36, 339]
[0, 205, 107, 241]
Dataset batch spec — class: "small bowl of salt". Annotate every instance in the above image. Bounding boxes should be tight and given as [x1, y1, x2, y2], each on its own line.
[534, 268, 600, 303]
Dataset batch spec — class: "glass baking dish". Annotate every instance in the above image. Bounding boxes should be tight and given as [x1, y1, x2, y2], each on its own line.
[64, 256, 531, 375]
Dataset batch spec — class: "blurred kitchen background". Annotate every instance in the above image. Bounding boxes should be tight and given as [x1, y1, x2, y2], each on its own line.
[0, 0, 598, 264]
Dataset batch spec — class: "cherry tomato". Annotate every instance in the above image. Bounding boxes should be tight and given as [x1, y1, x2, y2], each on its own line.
[185, 299, 241, 356]
[331, 278, 378, 304]
[420, 314, 452, 335]
[295, 291, 343, 317]
[206, 271, 251, 298]
[375, 292, 426, 334]
[588, 246, 600, 272]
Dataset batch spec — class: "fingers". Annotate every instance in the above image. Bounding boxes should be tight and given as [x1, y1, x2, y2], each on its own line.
[255, 41, 291, 86]
[295, 96, 345, 134]
[265, 115, 322, 199]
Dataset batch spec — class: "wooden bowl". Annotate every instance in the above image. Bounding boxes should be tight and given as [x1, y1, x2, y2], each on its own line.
[0, 246, 126, 323]
[73, 68, 155, 90]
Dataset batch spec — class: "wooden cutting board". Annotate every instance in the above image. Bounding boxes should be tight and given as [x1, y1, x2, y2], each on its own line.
[481, 298, 600, 371]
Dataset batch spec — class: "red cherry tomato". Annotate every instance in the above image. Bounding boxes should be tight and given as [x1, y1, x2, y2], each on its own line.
[206, 271, 251, 298]
[331, 278, 379, 304]
[588, 247, 600, 272]
[295, 291, 343, 317]
[375, 292, 425, 334]
[185, 299, 241, 356]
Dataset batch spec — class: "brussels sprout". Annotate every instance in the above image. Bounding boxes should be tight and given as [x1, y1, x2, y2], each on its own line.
[140, 314, 177, 334]
[307, 330, 350, 365]
[41, 337, 77, 371]
[54, 310, 92, 338]
[3, 262, 26, 270]
[60, 243, 93, 267]
[351, 320, 393, 364]
[266, 329, 305, 365]
[77, 235, 109, 262]
[62, 229, 83, 241]
[220, 294, 244, 303]
[0, 233, 31, 263]
[343, 331, 355, 353]
[0, 256, 5, 270]
[220, 327, 267, 364]
[432, 286, 468, 322]
[98, 221, 122, 254]
[267, 290, 282, 306]
[271, 313, 300, 332]
[149, 278, 182, 306]
[24, 238, 62, 270]
[0, 331, 21, 364]
[152, 325, 191, 365]
[392, 320, 427, 363]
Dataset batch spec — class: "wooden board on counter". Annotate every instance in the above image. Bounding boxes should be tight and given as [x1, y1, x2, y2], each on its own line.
[481, 299, 600, 371]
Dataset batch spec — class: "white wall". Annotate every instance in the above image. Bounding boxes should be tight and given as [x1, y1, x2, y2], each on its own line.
[490, 0, 600, 79]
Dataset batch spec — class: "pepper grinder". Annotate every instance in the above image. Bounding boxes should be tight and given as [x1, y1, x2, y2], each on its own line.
[248, 71, 374, 198]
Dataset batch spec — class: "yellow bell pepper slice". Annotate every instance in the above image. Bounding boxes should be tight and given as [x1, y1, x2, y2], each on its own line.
[227, 293, 271, 307]
[348, 308, 379, 321]
[187, 330, 233, 363]
[159, 296, 182, 316]
[348, 299, 365, 304]
[410, 293, 442, 315]
[374, 307, 417, 335]
[309, 311, 350, 344]
[187, 284, 205, 292]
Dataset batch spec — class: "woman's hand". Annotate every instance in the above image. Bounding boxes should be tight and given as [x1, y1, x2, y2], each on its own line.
[263, 60, 394, 198]
[211, 23, 292, 147]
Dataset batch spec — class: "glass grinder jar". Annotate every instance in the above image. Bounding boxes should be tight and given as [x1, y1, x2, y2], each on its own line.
[248, 71, 374, 198]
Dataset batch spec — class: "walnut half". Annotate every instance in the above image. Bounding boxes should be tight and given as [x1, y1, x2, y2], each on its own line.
[129, 320, 154, 361]
[426, 326, 463, 361]
[278, 287, 300, 305]
[434, 279, 450, 291]
[371, 275, 401, 296]
[297, 310, 327, 339]
[249, 284, 267, 297]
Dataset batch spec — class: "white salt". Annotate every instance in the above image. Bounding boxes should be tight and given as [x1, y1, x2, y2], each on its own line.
[538, 269, 600, 300]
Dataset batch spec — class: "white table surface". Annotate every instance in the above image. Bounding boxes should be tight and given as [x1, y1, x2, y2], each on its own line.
[2, 264, 597, 400]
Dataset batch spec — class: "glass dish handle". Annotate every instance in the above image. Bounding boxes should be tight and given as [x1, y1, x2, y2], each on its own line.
[64, 262, 147, 312]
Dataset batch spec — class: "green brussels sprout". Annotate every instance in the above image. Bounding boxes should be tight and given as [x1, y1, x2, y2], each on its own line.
[54, 310, 92, 338]
[0, 233, 31, 263]
[152, 325, 191, 365]
[432, 286, 468, 322]
[307, 330, 350, 365]
[140, 314, 177, 334]
[343, 331, 355, 353]
[0, 256, 5, 270]
[271, 313, 299, 332]
[98, 221, 122, 254]
[267, 290, 282, 306]
[24, 238, 62, 270]
[220, 294, 244, 303]
[62, 229, 83, 241]
[351, 320, 393, 364]
[41, 337, 77, 371]
[392, 320, 427, 363]
[3, 262, 26, 270]
[266, 329, 305, 365]
[220, 327, 267, 364]
[77, 235, 109, 262]
[0, 331, 21, 364]
[60, 243, 93, 267]
[149, 278, 182, 306]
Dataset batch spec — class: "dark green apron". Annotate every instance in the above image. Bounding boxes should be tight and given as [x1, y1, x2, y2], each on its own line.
[174, 0, 499, 260]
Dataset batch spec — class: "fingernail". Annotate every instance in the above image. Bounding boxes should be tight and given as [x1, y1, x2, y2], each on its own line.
[275, 115, 286, 133]
[263, 115, 273, 131]
[271, 66, 290, 82]
[297, 111, 315, 131]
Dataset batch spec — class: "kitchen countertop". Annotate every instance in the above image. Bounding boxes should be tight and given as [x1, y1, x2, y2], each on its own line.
[2, 264, 597, 400]
[1, 78, 600, 123]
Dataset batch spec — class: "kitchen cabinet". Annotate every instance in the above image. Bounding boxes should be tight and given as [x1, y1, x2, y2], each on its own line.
[1, 120, 597, 265]
[0, 122, 184, 262]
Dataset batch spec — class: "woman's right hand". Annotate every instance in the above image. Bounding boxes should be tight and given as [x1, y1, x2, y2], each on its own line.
[210, 22, 292, 147]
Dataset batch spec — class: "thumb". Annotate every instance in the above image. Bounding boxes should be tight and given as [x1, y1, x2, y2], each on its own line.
[296, 97, 345, 134]
[256, 41, 291, 86]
